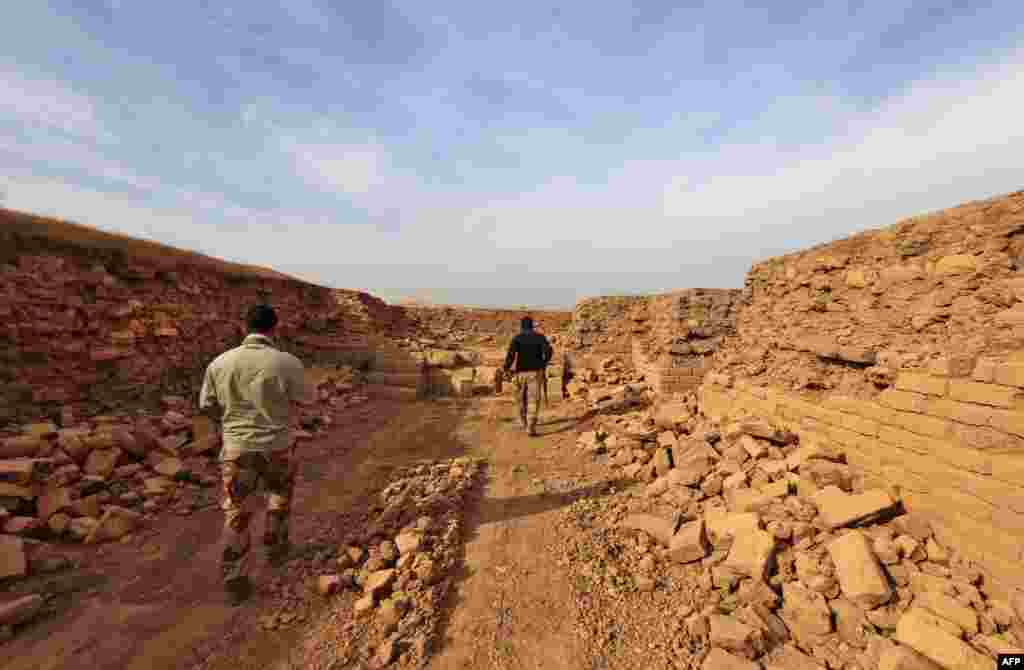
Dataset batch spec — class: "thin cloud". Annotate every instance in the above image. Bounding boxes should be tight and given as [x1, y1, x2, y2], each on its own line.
[0, 70, 104, 137]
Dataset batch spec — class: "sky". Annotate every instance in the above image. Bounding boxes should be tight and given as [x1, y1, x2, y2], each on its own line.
[2, 1, 1023, 308]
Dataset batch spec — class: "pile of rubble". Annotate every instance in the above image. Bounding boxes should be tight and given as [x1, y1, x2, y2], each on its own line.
[571, 406, 1023, 669]
[0, 368, 366, 634]
[304, 456, 484, 669]
[563, 355, 655, 412]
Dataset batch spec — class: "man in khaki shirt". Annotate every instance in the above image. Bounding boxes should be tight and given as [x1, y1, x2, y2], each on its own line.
[199, 303, 306, 605]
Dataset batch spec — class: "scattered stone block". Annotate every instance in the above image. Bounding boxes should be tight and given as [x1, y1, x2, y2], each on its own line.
[153, 457, 186, 478]
[895, 610, 990, 670]
[723, 530, 776, 580]
[739, 435, 767, 460]
[0, 436, 41, 459]
[878, 645, 943, 670]
[364, 569, 397, 600]
[48, 513, 71, 534]
[68, 517, 99, 541]
[354, 593, 375, 616]
[37, 486, 73, 521]
[70, 495, 101, 519]
[668, 520, 708, 564]
[705, 512, 761, 547]
[395, 531, 423, 555]
[701, 647, 759, 670]
[828, 530, 893, 609]
[763, 644, 825, 670]
[813, 487, 898, 529]
[914, 590, 978, 634]
[317, 575, 341, 596]
[85, 506, 143, 544]
[781, 581, 833, 640]
[709, 615, 763, 659]
[653, 447, 673, 476]
[0, 536, 27, 579]
[84, 448, 122, 478]
[829, 598, 870, 649]
[619, 514, 675, 546]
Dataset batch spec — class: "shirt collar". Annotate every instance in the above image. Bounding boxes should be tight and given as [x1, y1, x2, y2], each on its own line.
[243, 333, 276, 346]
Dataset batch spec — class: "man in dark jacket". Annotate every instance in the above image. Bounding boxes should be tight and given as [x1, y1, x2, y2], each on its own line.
[504, 316, 553, 436]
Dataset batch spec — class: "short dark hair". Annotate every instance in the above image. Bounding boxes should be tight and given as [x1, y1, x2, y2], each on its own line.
[520, 316, 533, 329]
[247, 304, 278, 333]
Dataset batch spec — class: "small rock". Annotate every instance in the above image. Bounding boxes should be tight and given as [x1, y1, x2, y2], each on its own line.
[395, 531, 423, 555]
[709, 615, 764, 659]
[374, 635, 400, 667]
[354, 594, 375, 617]
[701, 647, 759, 670]
[379, 540, 398, 564]
[317, 575, 341, 596]
[668, 519, 709, 564]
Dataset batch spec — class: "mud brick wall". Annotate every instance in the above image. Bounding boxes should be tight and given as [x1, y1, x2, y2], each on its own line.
[571, 291, 742, 393]
[699, 189, 1024, 595]
[0, 210, 407, 425]
[406, 305, 572, 347]
[568, 296, 649, 358]
[634, 290, 743, 395]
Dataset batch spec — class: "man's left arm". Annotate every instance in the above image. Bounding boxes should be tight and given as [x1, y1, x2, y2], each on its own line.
[504, 337, 518, 375]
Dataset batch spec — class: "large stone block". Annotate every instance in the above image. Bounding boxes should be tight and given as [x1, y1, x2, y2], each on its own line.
[914, 590, 979, 634]
[705, 511, 762, 546]
[723, 530, 776, 580]
[813, 487, 899, 530]
[827, 530, 892, 609]
[894, 610, 990, 670]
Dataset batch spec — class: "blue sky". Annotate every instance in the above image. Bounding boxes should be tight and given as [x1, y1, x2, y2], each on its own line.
[2, 1, 1023, 308]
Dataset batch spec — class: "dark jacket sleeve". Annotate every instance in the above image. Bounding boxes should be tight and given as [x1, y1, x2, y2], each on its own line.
[504, 336, 519, 371]
[542, 338, 553, 366]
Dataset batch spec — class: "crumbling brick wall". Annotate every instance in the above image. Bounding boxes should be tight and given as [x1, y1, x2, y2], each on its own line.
[568, 296, 648, 358]
[406, 305, 572, 348]
[699, 189, 1024, 594]
[0, 210, 411, 425]
[570, 291, 742, 393]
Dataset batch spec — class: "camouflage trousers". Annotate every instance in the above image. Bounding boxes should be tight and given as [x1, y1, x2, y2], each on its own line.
[220, 449, 295, 584]
[514, 370, 545, 431]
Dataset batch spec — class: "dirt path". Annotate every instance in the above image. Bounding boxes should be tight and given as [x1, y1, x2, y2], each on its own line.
[2, 391, 621, 670]
[430, 395, 619, 670]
